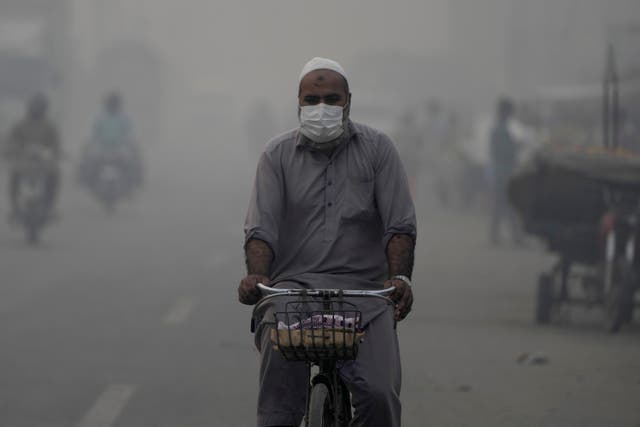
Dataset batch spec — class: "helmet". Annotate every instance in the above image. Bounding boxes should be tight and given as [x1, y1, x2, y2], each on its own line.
[104, 91, 123, 111]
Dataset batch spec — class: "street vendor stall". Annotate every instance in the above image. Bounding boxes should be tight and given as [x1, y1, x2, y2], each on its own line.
[510, 143, 640, 332]
[509, 47, 640, 332]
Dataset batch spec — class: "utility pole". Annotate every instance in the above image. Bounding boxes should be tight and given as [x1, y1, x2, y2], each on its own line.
[603, 44, 619, 149]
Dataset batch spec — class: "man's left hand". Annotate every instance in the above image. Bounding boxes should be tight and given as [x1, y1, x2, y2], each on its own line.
[384, 279, 413, 321]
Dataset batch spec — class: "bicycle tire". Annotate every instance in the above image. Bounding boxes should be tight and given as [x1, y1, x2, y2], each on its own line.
[309, 383, 333, 427]
[604, 258, 634, 333]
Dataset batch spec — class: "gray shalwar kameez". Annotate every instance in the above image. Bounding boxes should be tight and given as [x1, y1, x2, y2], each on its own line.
[245, 121, 417, 427]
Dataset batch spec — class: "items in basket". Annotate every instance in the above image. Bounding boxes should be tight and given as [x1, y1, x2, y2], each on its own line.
[277, 313, 360, 331]
[270, 328, 365, 350]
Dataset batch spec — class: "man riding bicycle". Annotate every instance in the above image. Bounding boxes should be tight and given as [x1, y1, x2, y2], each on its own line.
[238, 57, 417, 427]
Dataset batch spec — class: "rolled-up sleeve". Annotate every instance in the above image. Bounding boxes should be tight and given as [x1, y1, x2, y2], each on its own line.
[374, 133, 417, 248]
[244, 150, 284, 257]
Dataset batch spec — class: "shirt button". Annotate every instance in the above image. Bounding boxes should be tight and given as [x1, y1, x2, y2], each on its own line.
[328, 181, 333, 186]
[327, 202, 333, 207]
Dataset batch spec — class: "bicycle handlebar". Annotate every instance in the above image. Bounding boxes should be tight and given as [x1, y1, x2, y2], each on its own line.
[251, 283, 396, 333]
[256, 283, 395, 298]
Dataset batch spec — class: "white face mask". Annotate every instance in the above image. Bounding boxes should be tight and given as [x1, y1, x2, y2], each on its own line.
[299, 103, 345, 143]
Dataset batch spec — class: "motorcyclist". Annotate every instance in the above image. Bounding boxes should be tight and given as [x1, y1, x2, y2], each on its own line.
[83, 92, 141, 189]
[4, 93, 61, 220]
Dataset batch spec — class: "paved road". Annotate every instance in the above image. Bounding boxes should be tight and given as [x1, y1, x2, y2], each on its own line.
[1, 143, 639, 427]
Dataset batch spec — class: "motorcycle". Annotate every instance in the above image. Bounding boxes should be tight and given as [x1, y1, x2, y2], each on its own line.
[13, 146, 56, 244]
[81, 145, 136, 213]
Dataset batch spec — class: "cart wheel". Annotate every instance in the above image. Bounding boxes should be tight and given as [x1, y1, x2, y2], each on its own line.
[536, 273, 554, 324]
[604, 260, 634, 333]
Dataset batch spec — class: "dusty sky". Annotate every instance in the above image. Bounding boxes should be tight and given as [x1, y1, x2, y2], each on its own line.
[99, 0, 450, 99]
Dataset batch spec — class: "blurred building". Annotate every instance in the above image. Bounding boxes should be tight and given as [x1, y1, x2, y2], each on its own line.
[67, 0, 168, 148]
[447, 0, 640, 104]
[505, 0, 640, 95]
[0, 0, 72, 132]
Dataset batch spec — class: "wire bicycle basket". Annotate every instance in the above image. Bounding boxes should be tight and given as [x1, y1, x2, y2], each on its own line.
[271, 298, 363, 362]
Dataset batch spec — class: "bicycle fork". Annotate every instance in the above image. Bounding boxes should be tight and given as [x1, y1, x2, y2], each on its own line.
[305, 360, 351, 426]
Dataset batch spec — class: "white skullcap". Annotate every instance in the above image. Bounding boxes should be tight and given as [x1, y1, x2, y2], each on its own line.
[299, 57, 348, 83]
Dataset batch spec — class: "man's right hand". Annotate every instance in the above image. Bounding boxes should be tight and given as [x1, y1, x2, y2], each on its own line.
[238, 274, 270, 305]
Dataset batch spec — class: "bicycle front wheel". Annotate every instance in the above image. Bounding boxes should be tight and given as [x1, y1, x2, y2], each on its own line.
[308, 383, 335, 427]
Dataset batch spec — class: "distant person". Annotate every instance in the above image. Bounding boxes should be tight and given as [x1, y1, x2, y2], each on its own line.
[92, 92, 134, 149]
[457, 112, 491, 210]
[81, 92, 142, 189]
[393, 108, 424, 196]
[488, 97, 522, 245]
[4, 93, 61, 220]
[421, 99, 449, 165]
[422, 98, 456, 207]
[245, 99, 277, 167]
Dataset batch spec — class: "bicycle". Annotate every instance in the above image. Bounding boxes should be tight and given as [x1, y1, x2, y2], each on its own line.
[253, 283, 394, 427]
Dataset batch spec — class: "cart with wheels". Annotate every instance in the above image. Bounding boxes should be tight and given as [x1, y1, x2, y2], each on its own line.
[527, 218, 637, 332]
[510, 148, 640, 332]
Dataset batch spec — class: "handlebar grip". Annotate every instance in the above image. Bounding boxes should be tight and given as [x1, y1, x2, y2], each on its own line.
[340, 287, 396, 297]
[256, 283, 287, 295]
[373, 287, 396, 296]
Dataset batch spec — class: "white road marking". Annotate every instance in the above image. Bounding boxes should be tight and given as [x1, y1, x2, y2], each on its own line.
[76, 384, 135, 427]
[164, 297, 196, 324]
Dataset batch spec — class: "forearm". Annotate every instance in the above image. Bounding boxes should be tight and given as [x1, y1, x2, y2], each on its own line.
[244, 239, 273, 277]
[386, 234, 415, 279]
